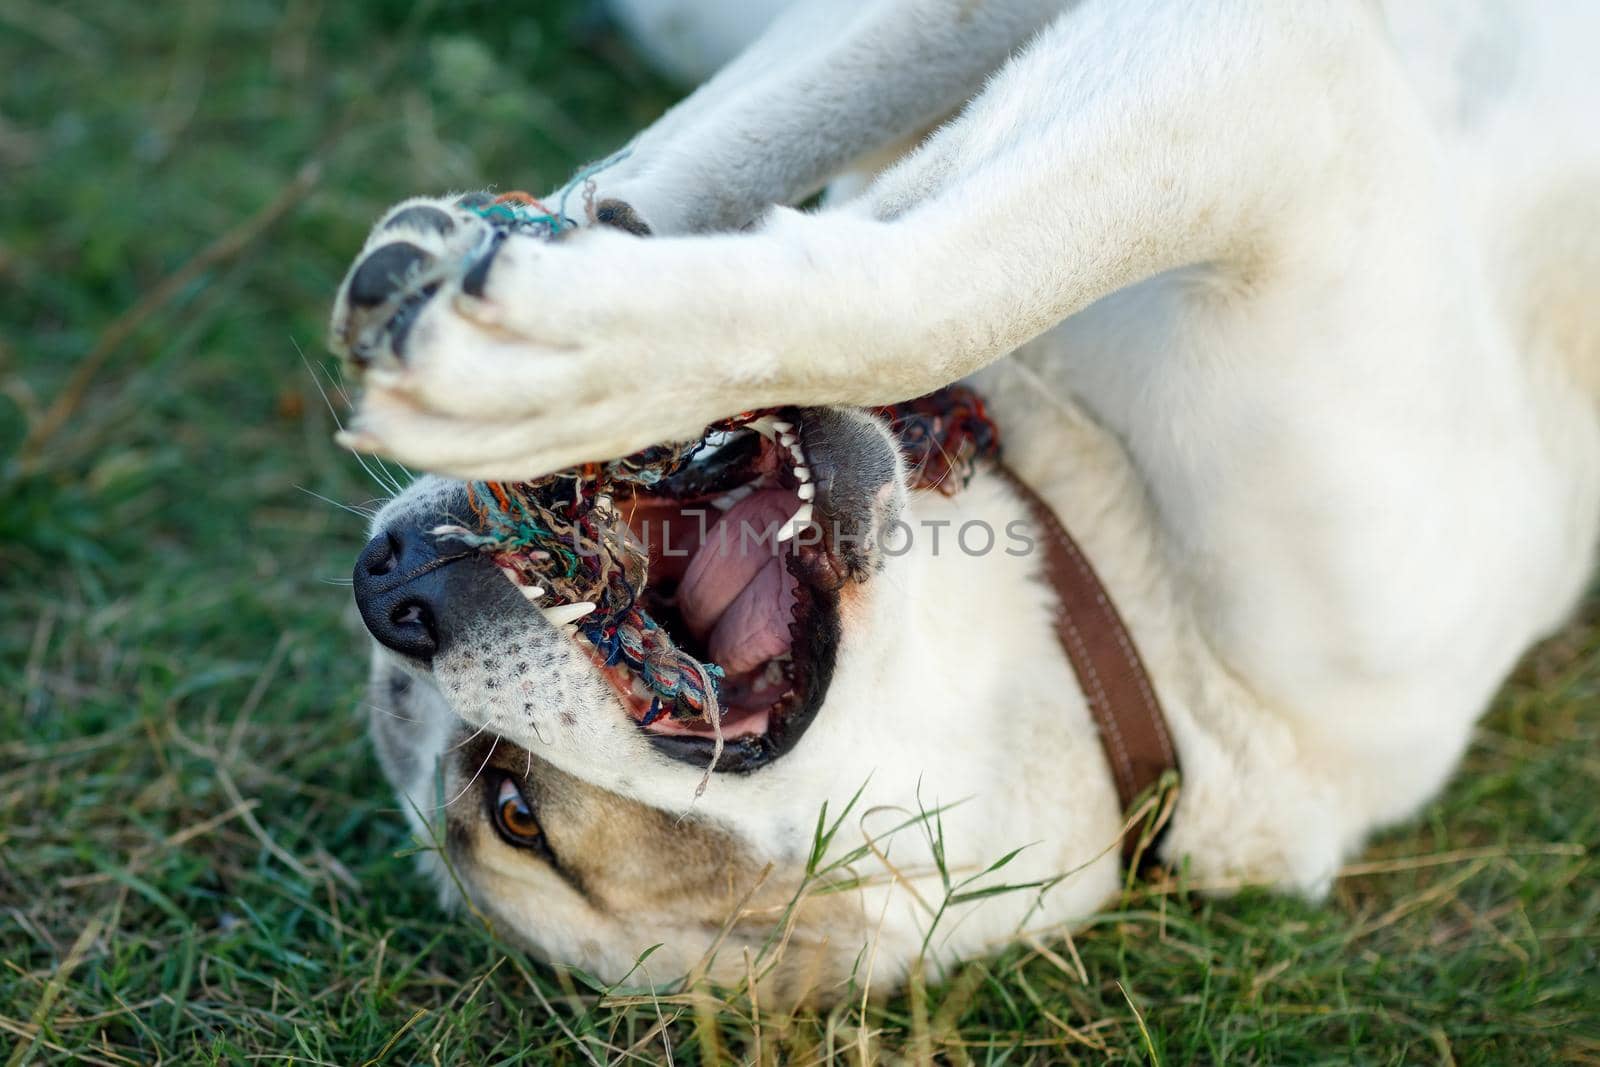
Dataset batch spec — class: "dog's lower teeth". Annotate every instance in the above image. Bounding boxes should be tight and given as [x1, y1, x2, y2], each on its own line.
[794, 465, 811, 482]
[797, 482, 816, 500]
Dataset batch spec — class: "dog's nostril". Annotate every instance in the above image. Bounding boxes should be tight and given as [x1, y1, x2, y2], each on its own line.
[375, 598, 439, 658]
[353, 527, 452, 661]
[390, 602, 425, 627]
[366, 533, 399, 577]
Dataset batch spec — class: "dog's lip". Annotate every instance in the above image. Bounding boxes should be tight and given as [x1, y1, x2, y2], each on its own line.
[644, 579, 840, 772]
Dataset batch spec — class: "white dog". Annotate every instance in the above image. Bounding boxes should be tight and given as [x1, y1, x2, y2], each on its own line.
[327, 0, 1600, 1001]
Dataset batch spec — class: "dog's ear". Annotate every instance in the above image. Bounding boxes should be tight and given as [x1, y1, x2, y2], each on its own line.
[593, 198, 653, 236]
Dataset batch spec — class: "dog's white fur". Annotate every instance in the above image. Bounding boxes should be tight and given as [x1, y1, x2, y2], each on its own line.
[339, 0, 1600, 990]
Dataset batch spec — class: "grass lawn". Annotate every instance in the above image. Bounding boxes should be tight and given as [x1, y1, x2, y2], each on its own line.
[2, 2, 1597, 1062]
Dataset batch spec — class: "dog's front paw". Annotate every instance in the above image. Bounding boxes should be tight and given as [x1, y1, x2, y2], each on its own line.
[329, 194, 501, 372]
[327, 193, 731, 481]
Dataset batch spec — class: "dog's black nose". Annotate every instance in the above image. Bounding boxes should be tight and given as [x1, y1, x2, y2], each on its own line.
[353, 527, 459, 660]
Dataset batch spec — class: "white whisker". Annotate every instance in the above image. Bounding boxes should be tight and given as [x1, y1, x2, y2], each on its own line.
[294, 338, 405, 496]
[443, 736, 500, 810]
[296, 484, 378, 521]
[446, 720, 490, 754]
[370, 454, 411, 496]
[366, 702, 420, 724]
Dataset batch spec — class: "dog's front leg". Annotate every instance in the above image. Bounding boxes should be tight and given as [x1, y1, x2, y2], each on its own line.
[332, 0, 1393, 479]
[586, 0, 1070, 233]
[564, 0, 1064, 235]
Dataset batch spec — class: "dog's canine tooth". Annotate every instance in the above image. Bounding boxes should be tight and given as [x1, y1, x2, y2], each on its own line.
[796, 482, 816, 501]
[771, 419, 794, 433]
[501, 567, 548, 602]
[748, 417, 778, 441]
[541, 601, 595, 626]
[699, 429, 739, 455]
[776, 501, 814, 543]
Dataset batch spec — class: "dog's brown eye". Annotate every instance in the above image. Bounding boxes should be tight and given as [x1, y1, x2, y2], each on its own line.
[491, 776, 543, 845]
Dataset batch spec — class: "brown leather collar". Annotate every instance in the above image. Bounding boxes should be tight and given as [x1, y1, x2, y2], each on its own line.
[993, 465, 1179, 864]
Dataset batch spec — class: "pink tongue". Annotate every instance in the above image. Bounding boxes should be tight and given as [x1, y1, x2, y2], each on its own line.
[678, 489, 797, 638]
[709, 556, 797, 675]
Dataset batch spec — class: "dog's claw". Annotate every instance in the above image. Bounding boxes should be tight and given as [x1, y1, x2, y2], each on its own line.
[334, 428, 380, 452]
[324, 190, 726, 481]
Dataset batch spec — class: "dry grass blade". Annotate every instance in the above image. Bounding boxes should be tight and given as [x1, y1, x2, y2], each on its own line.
[7, 913, 106, 1067]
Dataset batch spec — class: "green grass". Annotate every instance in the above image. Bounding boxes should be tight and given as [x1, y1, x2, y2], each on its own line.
[2, 2, 1598, 1062]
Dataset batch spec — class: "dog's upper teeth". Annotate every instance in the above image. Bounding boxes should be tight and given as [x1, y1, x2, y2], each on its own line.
[748, 417, 778, 441]
[700, 429, 736, 452]
[796, 482, 816, 500]
[776, 501, 814, 542]
[778, 431, 796, 448]
[772, 419, 794, 433]
[712, 483, 756, 510]
[541, 601, 596, 627]
[500, 566, 547, 601]
[794, 465, 811, 482]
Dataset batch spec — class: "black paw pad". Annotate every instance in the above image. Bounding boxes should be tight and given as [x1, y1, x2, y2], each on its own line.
[461, 231, 507, 298]
[387, 283, 439, 358]
[594, 198, 652, 236]
[349, 242, 432, 308]
[383, 205, 455, 236]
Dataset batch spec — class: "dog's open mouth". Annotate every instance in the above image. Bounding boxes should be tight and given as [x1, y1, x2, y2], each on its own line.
[469, 409, 843, 772]
[606, 414, 839, 757]
[458, 389, 993, 771]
